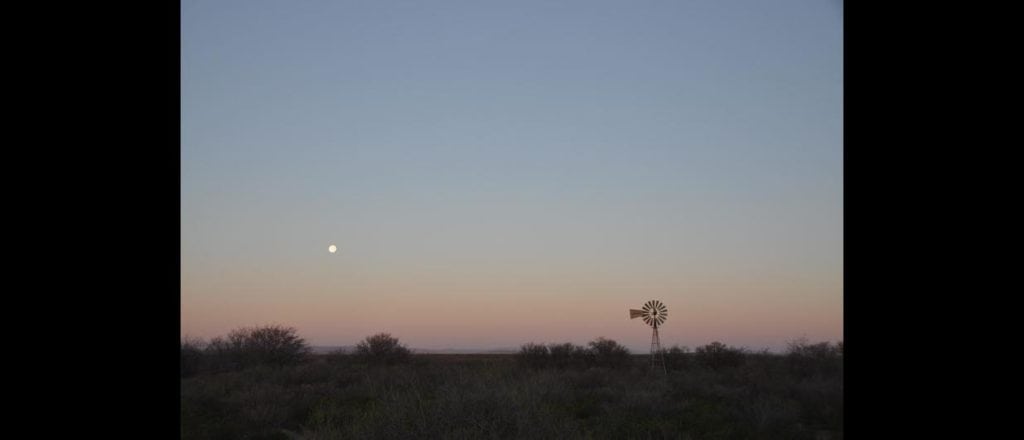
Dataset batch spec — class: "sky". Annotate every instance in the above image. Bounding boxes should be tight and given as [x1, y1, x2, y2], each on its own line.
[181, 0, 842, 353]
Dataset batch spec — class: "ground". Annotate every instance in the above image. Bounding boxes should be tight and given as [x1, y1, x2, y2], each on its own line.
[181, 353, 842, 440]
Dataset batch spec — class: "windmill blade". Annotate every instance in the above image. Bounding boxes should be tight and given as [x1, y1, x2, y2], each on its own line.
[630, 309, 645, 319]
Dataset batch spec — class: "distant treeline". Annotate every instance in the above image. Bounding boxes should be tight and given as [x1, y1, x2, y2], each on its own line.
[517, 338, 842, 374]
[182, 324, 842, 378]
[182, 326, 413, 377]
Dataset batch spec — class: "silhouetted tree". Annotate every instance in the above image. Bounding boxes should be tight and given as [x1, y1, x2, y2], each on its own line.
[199, 325, 310, 372]
[547, 343, 579, 369]
[517, 343, 550, 369]
[232, 325, 310, 366]
[181, 336, 206, 377]
[202, 336, 235, 372]
[786, 338, 841, 376]
[695, 341, 746, 369]
[588, 337, 631, 369]
[355, 333, 411, 365]
[664, 344, 691, 371]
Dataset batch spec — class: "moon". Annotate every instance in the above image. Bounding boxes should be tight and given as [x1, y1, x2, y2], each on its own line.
[328, 244, 337, 254]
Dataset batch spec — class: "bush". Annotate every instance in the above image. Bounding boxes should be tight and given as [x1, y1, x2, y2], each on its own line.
[202, 336, 237, 372]
[181, 336, 206, 377]
[354, 333, 411, 365]
[200, 325, 310, 373]
[664, 344, 691, 371]
[588, 337, 631, 369]
[695, 341, 746, 370]
[234, 325, 310, 366]
[518, 339, 631, 369]
[517, 343, 550, 369]
[547, 343, 582, 369]
[786, 338, 842, 377]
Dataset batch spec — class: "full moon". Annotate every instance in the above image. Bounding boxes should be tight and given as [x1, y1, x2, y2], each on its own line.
[328, 244, 337, 253]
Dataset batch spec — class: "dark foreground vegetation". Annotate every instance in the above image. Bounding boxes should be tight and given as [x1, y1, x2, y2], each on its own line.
[182, 326, 842, 440]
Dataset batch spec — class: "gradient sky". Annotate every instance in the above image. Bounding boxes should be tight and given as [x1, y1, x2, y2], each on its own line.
[182, 0, 842, 353]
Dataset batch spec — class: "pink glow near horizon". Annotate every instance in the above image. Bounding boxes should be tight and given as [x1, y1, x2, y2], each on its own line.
[182, 267, 842, 353]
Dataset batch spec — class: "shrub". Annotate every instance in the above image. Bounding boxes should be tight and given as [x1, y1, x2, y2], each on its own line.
[571, 344, 592, 364]
[202, 336, 237, 372]
[517, 342, 550, 369]
[664, 344, 691, 371]
[181, 336, 207, 377]
[200, 325, 310, 373]
[790, 341, 835, 358]
[695, 341, 746, 370]
[354, 333, 411, 365]
[547, 343, 579, 369]
[518, 339, 631, 369]
[786, 338, 841, 377]
[233, 325, 310, 366]
[587, 337, 631, 369]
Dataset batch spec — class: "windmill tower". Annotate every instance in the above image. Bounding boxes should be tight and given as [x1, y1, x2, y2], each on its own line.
[630, 300, 668, 373]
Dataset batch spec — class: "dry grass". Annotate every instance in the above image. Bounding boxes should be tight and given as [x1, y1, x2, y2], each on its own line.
[182, 346, 842, 440]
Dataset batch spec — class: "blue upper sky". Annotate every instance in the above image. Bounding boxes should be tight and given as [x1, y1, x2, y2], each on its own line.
[182, 0, 842, 351]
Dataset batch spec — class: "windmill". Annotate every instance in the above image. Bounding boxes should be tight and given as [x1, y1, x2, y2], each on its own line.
[630, 300, 668, 373]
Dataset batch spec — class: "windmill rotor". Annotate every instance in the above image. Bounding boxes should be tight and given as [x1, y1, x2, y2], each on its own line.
[631, 299, 667, 328]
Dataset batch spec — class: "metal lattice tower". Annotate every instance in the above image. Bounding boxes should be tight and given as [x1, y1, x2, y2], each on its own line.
[630, 300, 668, 374]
